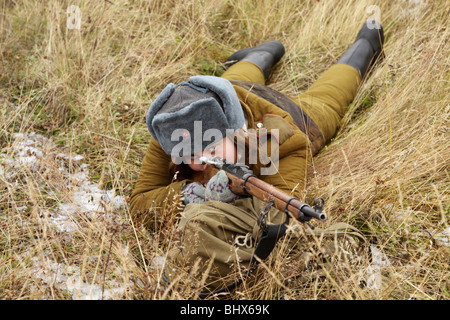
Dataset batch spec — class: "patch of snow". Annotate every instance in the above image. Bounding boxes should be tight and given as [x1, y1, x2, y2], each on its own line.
[366, 245, 392, 290]
[434, 227, 450, 247]
[30, 255, 125, 300]
[2, 131, 129, 299]
[2, 132, 127, 233]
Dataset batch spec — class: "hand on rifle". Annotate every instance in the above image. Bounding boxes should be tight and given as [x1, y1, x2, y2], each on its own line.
[205, 170, 241, 203]
[182, 170, 241, 205]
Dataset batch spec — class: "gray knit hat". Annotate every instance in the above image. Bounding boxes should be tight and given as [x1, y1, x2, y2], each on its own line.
[146, 75, 244, 158]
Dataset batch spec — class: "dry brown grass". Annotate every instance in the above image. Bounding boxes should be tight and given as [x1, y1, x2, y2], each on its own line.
[0, 0, 448, 300]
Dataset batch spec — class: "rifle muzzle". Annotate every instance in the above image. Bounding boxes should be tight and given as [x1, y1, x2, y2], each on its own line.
[298, 204, 327, 221]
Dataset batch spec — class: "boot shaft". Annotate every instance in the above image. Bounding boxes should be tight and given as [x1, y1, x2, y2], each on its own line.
[337, 20, 384, 78]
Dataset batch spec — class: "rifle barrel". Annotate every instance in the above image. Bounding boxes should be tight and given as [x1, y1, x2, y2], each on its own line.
[245, 175, 326, 221]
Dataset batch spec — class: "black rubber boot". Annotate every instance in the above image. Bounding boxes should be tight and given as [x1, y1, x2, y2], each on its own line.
[225, 40, 285, 79]
[337, 20, 384, 78]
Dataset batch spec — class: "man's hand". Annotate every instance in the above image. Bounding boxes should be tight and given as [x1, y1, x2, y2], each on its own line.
[182, 170, 240, 204]
[181, 182, 206, 204]
[205, 170, 240, 203]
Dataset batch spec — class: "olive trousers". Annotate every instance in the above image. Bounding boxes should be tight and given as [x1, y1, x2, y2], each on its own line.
[164, 61, 362, 294]
[223, 61, 362, 143]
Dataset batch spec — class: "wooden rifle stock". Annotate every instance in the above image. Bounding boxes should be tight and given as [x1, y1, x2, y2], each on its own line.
[200, 157, 326, 222]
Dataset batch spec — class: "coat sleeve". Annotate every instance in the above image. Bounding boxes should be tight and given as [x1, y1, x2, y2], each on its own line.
[129, 137, 188, 229]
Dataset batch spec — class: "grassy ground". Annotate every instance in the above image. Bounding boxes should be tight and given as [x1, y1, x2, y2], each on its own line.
[0, 0, 448, 300]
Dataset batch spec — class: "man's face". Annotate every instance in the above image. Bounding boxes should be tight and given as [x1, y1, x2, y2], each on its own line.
[186, 137, 236, 172]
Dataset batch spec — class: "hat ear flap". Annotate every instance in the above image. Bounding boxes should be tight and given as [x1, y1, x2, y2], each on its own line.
[146, 83, 177, 138]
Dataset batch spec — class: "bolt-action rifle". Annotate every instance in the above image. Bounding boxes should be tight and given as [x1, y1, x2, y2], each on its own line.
[192, 156, 327, 298]
[199, 156, 326, 223]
